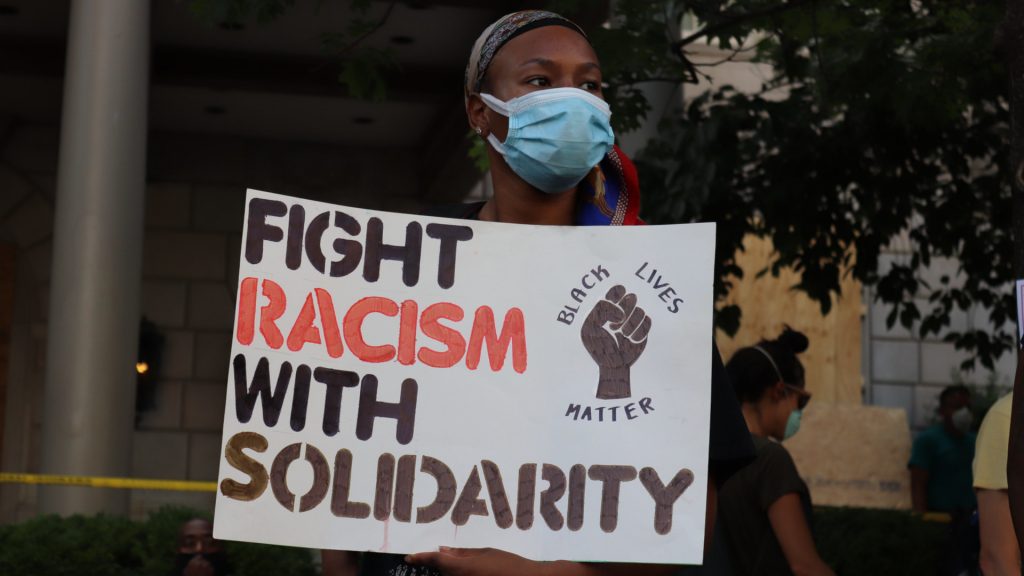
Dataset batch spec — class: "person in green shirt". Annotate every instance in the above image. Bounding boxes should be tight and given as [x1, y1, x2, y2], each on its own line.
[908, 384, 977, 514]
[908, 384, 978, 576]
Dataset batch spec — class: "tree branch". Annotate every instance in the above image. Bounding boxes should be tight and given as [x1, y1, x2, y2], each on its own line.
[810, 0, 830, 90]
[672, 0, 818, 50]
[336, 0, 399, 56]
[622, 77, 692, 84]
[692, 39, 767, 67]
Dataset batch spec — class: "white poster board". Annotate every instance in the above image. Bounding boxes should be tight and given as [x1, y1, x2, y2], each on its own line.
[1017, 279, 1024, 348]
[214, 189, 716, 564]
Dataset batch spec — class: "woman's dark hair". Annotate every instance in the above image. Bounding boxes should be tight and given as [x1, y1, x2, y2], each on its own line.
[725, 327, 809, 404]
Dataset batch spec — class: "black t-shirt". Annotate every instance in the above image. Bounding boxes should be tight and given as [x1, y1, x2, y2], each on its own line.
[356, 203, 754, 576]
[718, 436, 812, 576]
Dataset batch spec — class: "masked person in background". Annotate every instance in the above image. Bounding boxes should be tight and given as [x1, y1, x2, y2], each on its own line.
[909, 385, 977, 515]
[322, 9, 755, 576]
[175, 518, 230, 576]
[909, 385, 978, 576]
[717, 328, 836, 576]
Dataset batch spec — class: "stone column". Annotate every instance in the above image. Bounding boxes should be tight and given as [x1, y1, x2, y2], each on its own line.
[40, 0, 151, 515]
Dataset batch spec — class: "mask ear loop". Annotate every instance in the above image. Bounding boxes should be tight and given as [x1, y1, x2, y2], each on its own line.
[479, 93, 511, 116]
[485, 134, 508, 155]
[754, 345, 807, 410]
[478, 93, 512, 155]
[752, 345, 785, 384]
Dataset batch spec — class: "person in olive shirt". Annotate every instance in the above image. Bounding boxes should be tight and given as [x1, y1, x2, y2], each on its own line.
[974, 392, 1019, 575]
[322, 9, 755, 576]
[718, 328, 835, 576]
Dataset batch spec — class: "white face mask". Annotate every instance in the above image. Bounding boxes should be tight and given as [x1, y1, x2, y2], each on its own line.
[951, 406, 973, 433]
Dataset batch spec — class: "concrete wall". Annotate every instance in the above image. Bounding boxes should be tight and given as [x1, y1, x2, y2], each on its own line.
[0, 145, 52, 523]
[864, 240, 1016, 432]
[0, 121, 421, 522]
[0, 245, 12, 469]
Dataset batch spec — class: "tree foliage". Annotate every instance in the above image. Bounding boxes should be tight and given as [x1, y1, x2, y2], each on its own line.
[189, 0, 398, 100]
[590, 0, 1011, 368]
[187, 0, 1014, 368]
[189, 0, 297, 26]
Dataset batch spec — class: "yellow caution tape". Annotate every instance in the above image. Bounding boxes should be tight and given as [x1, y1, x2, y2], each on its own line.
[920, 511, 953, 524]
[0, 472, 216, 492]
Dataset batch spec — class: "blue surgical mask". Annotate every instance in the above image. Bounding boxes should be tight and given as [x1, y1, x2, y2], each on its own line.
[784, 409, 803, 440]
[481, 88, 615, 194]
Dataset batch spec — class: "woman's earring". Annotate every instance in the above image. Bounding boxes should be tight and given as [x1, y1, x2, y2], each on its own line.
[475, 127, 483, 135]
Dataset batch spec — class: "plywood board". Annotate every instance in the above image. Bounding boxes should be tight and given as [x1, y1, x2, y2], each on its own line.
[716, 235, 863, 405]
[784, 403, 912, 509]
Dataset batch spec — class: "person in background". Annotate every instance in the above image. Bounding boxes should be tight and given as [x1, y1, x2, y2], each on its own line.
[321, 549, 360, 576]
[323, 8, 755, 576]
[175, 517, 230, 576]
[974, 391, 1020, 575]
[718, 328, 835, 576]
[909, 385, 978, 576]
[909, 385, 977, 515]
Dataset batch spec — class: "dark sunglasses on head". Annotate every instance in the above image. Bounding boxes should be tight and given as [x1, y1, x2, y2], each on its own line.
[785, 384, 812, 410]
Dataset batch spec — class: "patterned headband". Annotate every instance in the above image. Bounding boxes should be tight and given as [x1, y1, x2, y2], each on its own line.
[464, 10, 588, 99]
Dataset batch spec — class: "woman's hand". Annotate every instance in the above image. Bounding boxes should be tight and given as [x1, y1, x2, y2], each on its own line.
[405, 547, 541, 576]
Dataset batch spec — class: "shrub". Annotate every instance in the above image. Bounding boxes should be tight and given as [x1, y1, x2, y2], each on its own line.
[0, 503, 954, 575]
[0, 514, 144, 575]
[0, 506, 316, 576]
[814, 506, 949, 575]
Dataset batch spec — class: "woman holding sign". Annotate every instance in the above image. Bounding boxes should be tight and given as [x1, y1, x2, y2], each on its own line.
[324, 10, 754, 575]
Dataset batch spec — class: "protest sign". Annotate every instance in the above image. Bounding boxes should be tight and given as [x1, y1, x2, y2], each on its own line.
[214, 189, 716, 564]
[1017, 279, 1023, 348]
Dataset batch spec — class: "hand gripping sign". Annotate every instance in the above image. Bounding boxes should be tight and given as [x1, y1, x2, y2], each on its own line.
[215, 190, 716, 564]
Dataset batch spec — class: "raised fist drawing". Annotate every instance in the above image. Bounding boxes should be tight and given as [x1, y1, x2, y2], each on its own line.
[581, 285, 652, 399]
